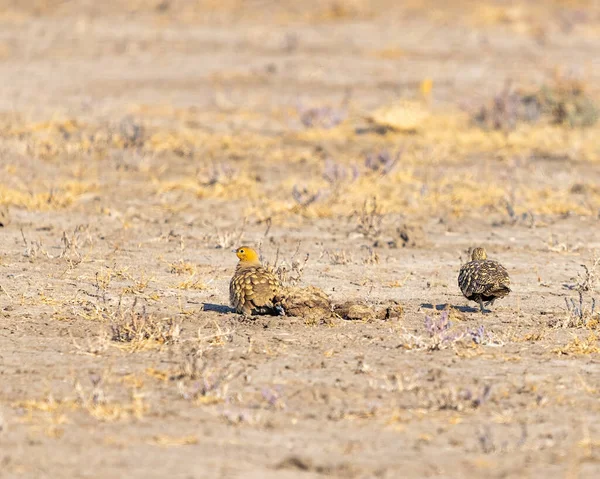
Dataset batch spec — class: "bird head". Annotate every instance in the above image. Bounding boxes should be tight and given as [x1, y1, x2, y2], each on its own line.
[471, 247, 487, 261]
[235, 246, 260, 264]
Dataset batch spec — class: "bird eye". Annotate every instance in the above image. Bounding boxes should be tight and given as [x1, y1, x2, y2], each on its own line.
[239, 249, 244, 253]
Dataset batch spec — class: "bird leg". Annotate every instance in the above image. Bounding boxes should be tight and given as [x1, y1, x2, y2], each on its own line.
[478, 298, 486, 313]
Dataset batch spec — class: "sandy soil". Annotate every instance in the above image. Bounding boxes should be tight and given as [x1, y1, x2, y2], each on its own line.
[1, 1, 600, 478]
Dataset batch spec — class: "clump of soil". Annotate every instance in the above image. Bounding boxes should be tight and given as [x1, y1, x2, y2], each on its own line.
[334, 301, 377, 321]
[277, 286, 338, 324]
[334, 300, 403, 321]
[276, 287, 404, 323]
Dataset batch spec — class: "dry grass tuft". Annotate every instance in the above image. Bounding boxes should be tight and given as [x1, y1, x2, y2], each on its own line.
[473, 76, 598, 131]
[151, 435, 199, 447]
[553, 333, 600, 356]
[398, 310, 503, 352]
[14, 375, 149, 425]
[324, 249, 350, 265]
[110, 299, 181, 351]
[553, 257, 600, 329]
[175, 277, 208, 290]
[270, 245, 310, 286]
[170, 260, 196, 275]
[213, 218, 247, 249]
[352, 197, 383, 241]
[173, 347, 241, 405]
[0, 182, 95, 210]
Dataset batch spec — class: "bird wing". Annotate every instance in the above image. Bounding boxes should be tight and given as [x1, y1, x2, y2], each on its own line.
[241, 267, 280, 307]
[482, 260, 509, 284]
[458, 262, 479, 296]
[482, 261, 510, 294]
[248, 267, 279, 306]
[230, 274, 246, 308]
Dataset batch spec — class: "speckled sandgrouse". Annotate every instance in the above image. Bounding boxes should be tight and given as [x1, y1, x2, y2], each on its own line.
[458, 247, 511, 313]
[230, 246, 282, 316]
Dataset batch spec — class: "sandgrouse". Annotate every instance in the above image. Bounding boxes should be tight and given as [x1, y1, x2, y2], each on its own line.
[458, 247, 511, 313]
[230, 246, 282, 316]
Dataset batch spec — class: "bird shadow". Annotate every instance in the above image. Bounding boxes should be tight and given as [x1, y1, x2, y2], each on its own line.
[203, 303, 235, 314]
[420, 303, 480, 313]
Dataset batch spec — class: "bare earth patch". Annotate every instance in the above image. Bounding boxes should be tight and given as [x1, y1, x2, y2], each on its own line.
[1, 1, 600, 477]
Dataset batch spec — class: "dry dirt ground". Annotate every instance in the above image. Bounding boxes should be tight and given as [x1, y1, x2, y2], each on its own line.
[1, 1, 600, 478]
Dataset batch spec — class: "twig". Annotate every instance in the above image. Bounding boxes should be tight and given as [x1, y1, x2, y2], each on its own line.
[0, 283, 12, 300]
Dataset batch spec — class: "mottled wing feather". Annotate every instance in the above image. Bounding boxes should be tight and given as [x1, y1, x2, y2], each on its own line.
[230, 265, 280, 314]
[459, 262, 483, 297]
[246, 267, 279, 306]
[229, 275, 245, 311]
[459, 260, 510, 298]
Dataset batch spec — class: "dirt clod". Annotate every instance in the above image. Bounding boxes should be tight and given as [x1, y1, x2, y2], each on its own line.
[277, 286, 337, 324]
[335, 300, 404, 321]
[334, 301, 377, 321]
[2, 2, 600, 478]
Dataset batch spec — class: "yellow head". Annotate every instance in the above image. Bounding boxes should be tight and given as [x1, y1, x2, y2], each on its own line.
[235, 246, 260, 264]
[471, 247, 487, 261]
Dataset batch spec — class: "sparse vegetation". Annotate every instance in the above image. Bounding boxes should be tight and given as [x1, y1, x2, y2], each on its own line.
[554, 258, 600, 328]
[473, 75, 598, 131]
[213, 218, 247, 249]
[174, 348, 241, 404]
[3, 1, 600, 478]
[553, 333, 600, 355]
[364, 148, 402, 176]
[398, 311, 503, 351]
[352, 197, 383, 240]
[109, 299, 181, 351]
[324, 248, 350, 265]
[296, 93, 349, 129]
[270, 244, 310, 285]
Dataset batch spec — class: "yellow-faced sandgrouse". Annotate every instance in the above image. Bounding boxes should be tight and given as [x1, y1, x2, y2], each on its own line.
[230, 246, 282, 316]
[458, 247, 511, 313]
